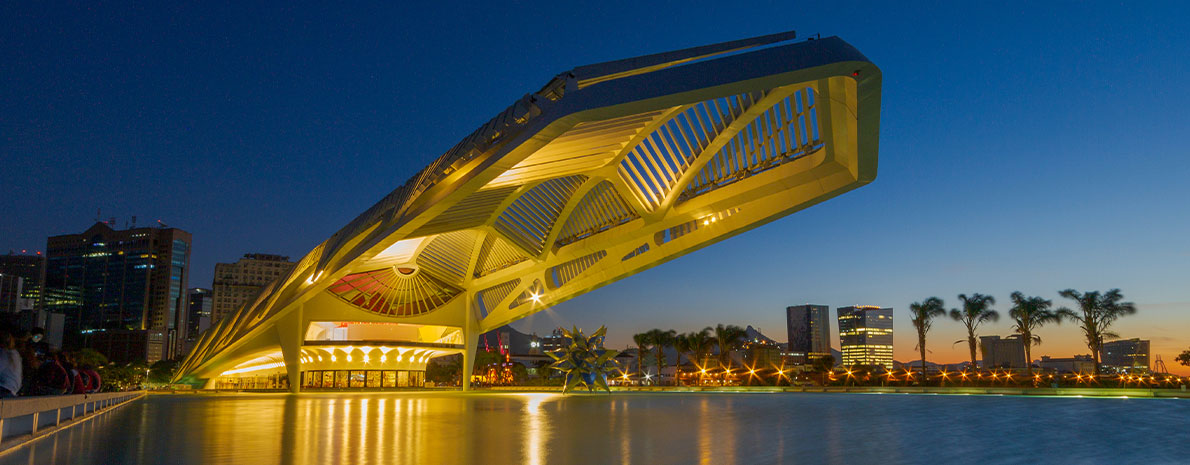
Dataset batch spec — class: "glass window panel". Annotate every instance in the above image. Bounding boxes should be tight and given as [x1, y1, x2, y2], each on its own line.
[335, 371, 349, 388]
[323, 371, 335, 387]
[366, 371, 381, 388]
[382, 371, 396, 388]
[350, 371, 366, 388]
[398, 371, 409, 387]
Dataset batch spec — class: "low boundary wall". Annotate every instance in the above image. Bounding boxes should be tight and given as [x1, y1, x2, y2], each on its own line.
[0, 391, 145, 453]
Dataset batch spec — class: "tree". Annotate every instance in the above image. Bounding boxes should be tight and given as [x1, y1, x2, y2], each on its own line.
[809, 355, 835, 386]
[1177, 350, 1190, 367]
[673, 333, 691, 386]
[909, 297, 947, 375]
[683, 328, 714, 385]
[949, 293, 998, 371]
[148, 360, 179, 384]
[1057, 289, 1138, 375]
[73, 348, 109, 368]
[1008, 292, 1061, 377]
[685, 330, 709, 366]
[713, 324, 746, 369]
[643, 329, 675, 385]
[632, 332, 650, 379]
[427, 355, 462, 384]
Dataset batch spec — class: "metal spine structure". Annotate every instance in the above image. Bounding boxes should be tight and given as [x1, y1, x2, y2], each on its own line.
[174, 31, 882, 391]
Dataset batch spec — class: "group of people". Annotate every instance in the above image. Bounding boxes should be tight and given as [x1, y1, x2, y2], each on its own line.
[0, 327, 102, 398]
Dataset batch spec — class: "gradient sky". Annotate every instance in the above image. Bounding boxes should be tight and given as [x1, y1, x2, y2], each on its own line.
[3, 2, 1188, 373]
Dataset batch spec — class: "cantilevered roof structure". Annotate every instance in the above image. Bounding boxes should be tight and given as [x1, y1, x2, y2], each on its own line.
[175, 31, 881, 391]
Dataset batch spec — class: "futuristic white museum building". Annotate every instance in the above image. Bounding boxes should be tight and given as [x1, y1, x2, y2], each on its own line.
[174, 31, 882, 391]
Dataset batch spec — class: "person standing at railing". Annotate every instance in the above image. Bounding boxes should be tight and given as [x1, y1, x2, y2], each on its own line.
[64, 352, 87, 394]
[15, 329, 39, 396]
[33, 352, 70, 396]
[0, 329, 23, 398]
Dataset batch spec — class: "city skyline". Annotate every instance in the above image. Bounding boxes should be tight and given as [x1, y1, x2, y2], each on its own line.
[4, 2, 1189, 374]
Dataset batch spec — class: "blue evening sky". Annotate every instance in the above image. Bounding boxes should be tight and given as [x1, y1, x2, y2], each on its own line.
[3, 1, 1188, 370]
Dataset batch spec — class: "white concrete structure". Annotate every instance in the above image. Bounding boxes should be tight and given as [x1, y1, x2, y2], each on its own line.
[175, 31, 882, 391]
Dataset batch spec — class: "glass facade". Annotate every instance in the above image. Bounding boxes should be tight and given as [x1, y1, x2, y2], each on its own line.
[786, 304, 831, 364]
[214, 374, 289, 390]
[837, 306, 893, 370]
[44, 223, 191, 362]
[301, 370, 425, 389]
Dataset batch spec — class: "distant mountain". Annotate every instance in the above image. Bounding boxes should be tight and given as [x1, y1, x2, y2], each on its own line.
[744, 325, 777, 344]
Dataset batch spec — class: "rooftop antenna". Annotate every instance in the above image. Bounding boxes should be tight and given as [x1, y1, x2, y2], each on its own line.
[131, 216, 137, 229]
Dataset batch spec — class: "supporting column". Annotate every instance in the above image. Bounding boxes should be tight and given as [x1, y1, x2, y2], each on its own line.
[461, 296, 479, 392]
[276, 305, 305, 394]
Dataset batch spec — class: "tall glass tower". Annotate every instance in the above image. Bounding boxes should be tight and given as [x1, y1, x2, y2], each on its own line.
[44, 222, 191, 362]
[786, 304, 831, 364]
[837, 306, 893, 370]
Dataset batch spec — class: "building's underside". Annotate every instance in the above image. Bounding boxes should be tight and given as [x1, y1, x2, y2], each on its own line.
[174, 31, 882, 391]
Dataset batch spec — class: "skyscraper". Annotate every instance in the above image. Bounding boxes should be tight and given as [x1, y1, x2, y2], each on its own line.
[186, 288, 213, 351]
[211, 254, 296, 324]
[43, 222, 191, 362]
[837, 306, 893, 370]
[786, 304, 831, 364]
[0, 252, 46, 313]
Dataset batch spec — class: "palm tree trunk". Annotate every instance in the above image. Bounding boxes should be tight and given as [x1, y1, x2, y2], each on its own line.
[673, 352, 683, 387]
[1023, 334, 1033, 377]
[637, 345, 644, 381]
[1092, 338, 1102, 376]
[918, 334, 927, 383]
[655, 347, 665, 386]
[968, 331, 978, 372]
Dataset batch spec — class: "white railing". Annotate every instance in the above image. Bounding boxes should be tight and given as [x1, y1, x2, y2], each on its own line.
[0, 391, 145, 452]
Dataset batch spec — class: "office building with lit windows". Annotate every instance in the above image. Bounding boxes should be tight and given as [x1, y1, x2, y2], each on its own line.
[1101, 338, 1150, 373]
[44, 222, 191, 362]
[0, 252, 46, 313]
[786, 304, 830, 364]
[837, 306, 893, 370]
[212, 254, 296, 324]
[173, 32, 882, 391]
[186, 288, 213, 350]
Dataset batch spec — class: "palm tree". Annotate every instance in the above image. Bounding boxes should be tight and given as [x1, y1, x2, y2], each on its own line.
[949, 293, 998, 371]
[643, 329, 675, 385]
[1008, 292, 1061, 377]
[673, 333, 691, 386]
[909, 297, 946, 376]
[685, 328, 715, 385]
[1057, 289, 1138, 376]
[713, 324, 747, 369]
[632, 332, 650, 380]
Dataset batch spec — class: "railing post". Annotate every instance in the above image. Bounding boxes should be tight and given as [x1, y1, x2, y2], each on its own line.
[55, 408, 61, 426]
[30, 412, 38, 434]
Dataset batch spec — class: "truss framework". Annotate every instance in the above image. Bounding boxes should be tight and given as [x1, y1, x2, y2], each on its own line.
[175, 32, 881, 391]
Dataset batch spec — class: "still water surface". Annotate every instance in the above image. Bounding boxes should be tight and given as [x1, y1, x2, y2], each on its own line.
[1, 392, 1186, 464]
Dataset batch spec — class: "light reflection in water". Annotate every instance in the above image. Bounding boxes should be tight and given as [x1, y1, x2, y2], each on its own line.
[0, 392, 1184, 465]
[520, 393, 551, 465]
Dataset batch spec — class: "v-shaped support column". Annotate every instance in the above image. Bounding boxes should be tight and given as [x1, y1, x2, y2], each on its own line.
[276, 305, 304, 394]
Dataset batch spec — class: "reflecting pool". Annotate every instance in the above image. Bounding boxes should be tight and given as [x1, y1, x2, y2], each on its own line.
[2, 392, 1187, 464]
